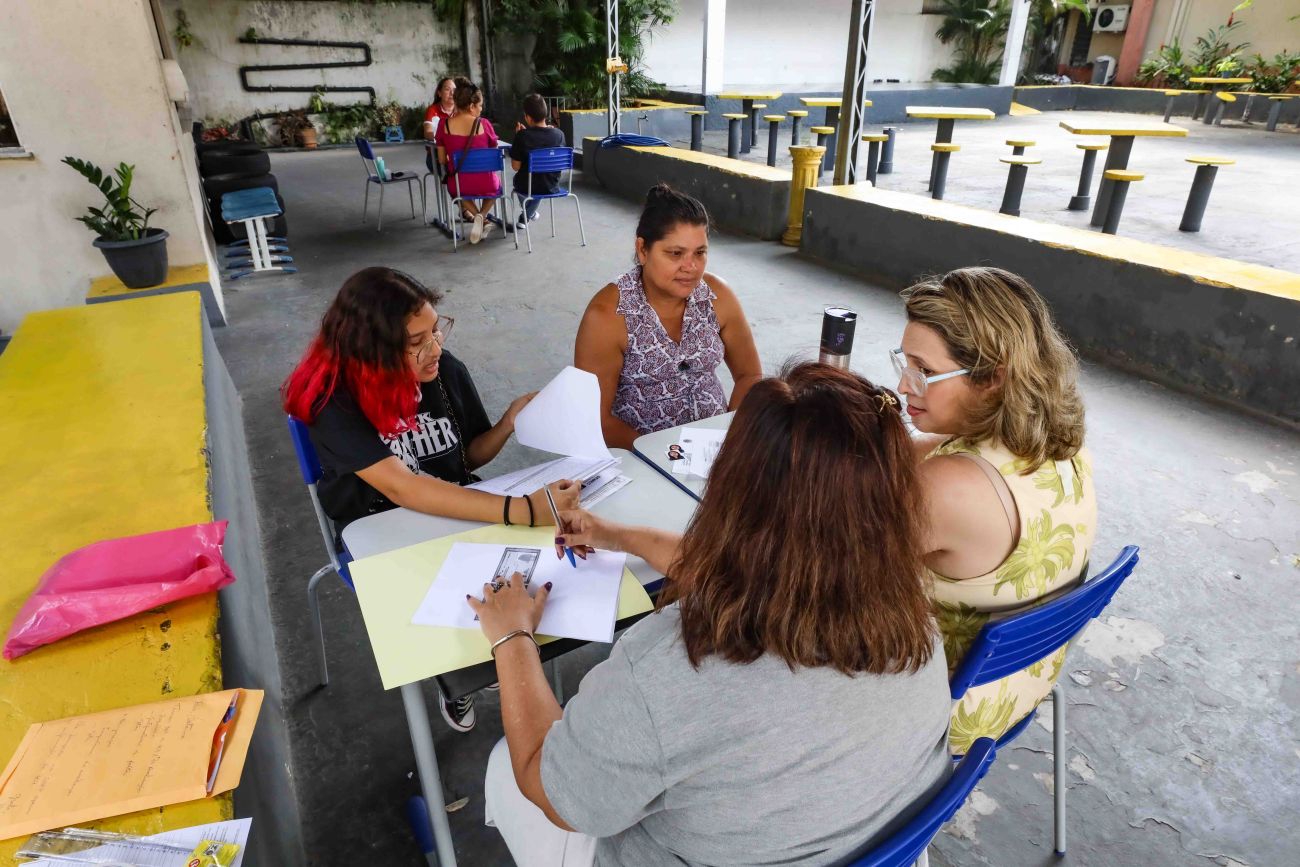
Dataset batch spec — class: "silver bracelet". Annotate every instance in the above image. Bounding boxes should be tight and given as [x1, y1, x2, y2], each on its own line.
[490, 629, 539, 659]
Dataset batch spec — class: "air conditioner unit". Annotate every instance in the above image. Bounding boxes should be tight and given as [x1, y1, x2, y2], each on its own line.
[1094, 4, 1130, 33]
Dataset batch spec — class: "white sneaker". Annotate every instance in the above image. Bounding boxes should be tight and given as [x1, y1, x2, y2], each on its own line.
[481, 218, 496, 241]
[438, 693, 476, 733]
[470, 213, 485, 244]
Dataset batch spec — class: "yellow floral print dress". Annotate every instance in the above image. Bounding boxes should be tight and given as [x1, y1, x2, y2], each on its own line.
[927, 437, 1096, 755]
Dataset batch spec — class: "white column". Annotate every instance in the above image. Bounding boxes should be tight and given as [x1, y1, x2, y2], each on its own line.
[701, 0, 726, 94]
[999, 0, 1032, 86]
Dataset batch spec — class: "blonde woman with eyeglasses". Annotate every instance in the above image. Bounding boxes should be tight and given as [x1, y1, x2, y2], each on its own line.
[892, 266, 1095, 754]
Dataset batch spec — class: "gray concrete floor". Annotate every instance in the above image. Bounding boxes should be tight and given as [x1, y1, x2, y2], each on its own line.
[213, 143, 1299, 866]
[688, 109, 1300, 268]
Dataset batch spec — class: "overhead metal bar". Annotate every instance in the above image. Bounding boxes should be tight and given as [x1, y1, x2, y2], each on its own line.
[833, 0, 875, 186]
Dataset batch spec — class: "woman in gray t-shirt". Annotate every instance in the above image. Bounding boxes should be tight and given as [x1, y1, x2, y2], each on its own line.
[470, 362, 953, 867]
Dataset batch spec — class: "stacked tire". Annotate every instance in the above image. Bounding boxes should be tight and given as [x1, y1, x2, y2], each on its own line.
[195, 138, 288, 245]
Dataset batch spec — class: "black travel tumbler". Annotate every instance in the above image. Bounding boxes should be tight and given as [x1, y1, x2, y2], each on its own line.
[819, 306, 857, 370]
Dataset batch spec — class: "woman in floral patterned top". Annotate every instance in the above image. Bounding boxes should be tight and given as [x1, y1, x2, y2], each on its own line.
[892, 266, 1095, 754]
[575, 184, 762, 448]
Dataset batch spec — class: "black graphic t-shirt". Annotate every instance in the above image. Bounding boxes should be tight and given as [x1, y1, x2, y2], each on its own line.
[309, 351, 492, 529]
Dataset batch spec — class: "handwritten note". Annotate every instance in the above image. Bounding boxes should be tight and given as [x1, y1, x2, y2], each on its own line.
[0, 689, 262, 841]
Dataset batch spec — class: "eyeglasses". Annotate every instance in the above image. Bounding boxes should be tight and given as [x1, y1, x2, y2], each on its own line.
[890, 348, 969, 396]
[409, 316, 455, 364]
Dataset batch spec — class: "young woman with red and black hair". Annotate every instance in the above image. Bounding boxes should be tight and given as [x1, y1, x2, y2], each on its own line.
[283, 267, 578, 732]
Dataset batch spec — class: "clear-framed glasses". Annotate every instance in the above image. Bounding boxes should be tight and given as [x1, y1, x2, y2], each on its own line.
[411, 316, 455, 364]
[890, 348, 969, 396]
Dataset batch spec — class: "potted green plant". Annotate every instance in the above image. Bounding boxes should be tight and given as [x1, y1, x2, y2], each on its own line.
[62, 157, 168, 289]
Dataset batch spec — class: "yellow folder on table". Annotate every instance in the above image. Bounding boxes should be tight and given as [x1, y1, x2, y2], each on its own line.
[0, 688, 262, 841]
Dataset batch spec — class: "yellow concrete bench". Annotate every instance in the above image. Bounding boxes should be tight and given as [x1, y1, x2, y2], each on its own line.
[1075, 141, 1109, 151]
[1104, 169, 1143, 182]
[87, 263, 224, 326]
[1186, 155, 1235, 166]
[786, 110, 809, 117]
[809, 125, 835, 135]
[763, 114, 785, 123]
[1006, 139, 1035, 147]
[685, 109, 709, 115]
[861, 133, 889, 142]
[721, 112, 747, 119]
[1000, 156, 1042, 165]
[931, 143, 961, 153]
[0, 293, 225, 861]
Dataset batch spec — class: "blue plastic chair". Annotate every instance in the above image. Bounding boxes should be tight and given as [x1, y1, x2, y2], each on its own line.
[447, 147, 517, 251]
[355, 135, 423, 232]
[839, 738, 997, 867]
[518, 146, 587, 254]
[286, 416, 355, 687]
[948, 545, 1140, 856]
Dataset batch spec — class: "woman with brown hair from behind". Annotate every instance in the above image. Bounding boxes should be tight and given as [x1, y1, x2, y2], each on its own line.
[469, 362, 953, 867]
[890, 265, 1095, 754]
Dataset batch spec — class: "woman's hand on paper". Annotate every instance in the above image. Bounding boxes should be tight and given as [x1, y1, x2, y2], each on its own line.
[502, 391, 538, 431]
[468, 572, 549, 643]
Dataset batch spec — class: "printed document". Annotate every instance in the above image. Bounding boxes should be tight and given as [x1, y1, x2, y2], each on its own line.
[514, 366, 612, 459]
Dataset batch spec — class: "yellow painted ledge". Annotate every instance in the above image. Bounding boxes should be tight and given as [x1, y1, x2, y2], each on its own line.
[87, 263, 210, 300]
[562, 98, 699, 115]
[0, 293, 224, 857]
[627, 144, 792, 182]
[817, 185, 1300, 303]
[1009, 102, 1041, 116]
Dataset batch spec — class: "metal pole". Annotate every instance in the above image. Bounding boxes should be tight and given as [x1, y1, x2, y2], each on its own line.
[1179, 164, 1218, 232]
[690, 113, 703, 151]
[1266, 98, 1283, 132]
[1091, 135, 1133, 227]
[1068, 148, 1098, 211]
[727, 117, 741, 159]
[866, 139, 880, 185]
[766, 119, 780, 167]
[878, 127, 897, 174]
[401, 683, 458, 867]
[1000, 163, 1029, 216]
[833, 0, 875, 185]
[606, 0, 621, 136]
[931, 151, 951, 200]
[1102, 180, 1131, 235]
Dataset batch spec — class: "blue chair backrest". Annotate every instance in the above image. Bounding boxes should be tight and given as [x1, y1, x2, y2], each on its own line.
[451, 147, 504, 174]
[287, 415, 322, 486]
[355, 135, 376, 161]
[424, 143, 437, 174]
[526, 146, 575, 174]
[949, 546, 1140, 699]
[840, 738, 997, 867]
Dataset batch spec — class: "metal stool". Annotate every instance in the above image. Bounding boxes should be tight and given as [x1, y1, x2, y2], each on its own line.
[1265, 96, 1291, 132]
[929, 143, 960, 200]
[749, 103, 768, 149]
[878, 127, 899, 174]
[1212, 92, 1236, 126]
[999, 156, 1041, 217]
[811, 125, 835, 178]
[723, 113, 746, 159]
[764, 115, 785, 167]
[787, 110, 809, 146]
[1100, 169, 1142, 235]
[1162, 89, 1181, 123]
[860, 133, 888, 185]
[686, 109, 708, 152]
[1179, 156, 1234, 233]
[1006, 138, 1035, 157]
[1068, 141, 1108, 212]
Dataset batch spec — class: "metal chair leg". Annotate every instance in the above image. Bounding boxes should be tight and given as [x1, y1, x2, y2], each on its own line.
[572, 194, 587, 246]
[377, 183, 385, 232]
[308, 565, 334, 687]
[407, 182, 416, 219]
[550, 200, 556, 238]
[362, 182, 370, 224]
[1052, 682, 1066, 854]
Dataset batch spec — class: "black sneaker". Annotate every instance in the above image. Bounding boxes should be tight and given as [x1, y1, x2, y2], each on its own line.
[439, 693, 476, 733]
[515, 212, 539, 229]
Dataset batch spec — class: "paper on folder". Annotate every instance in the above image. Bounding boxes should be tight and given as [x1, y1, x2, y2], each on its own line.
[21, 817, 253, 867]
[514, 366, 612, 459]
[0, 689, 262, 841]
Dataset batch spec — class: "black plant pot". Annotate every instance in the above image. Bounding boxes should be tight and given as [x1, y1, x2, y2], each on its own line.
[93, 228, 169, 289]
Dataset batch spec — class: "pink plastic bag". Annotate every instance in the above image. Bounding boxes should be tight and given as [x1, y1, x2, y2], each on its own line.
[4, 521, 236, 660]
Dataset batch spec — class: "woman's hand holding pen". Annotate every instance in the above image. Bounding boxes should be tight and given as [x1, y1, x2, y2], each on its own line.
[554, 509, 616, 558]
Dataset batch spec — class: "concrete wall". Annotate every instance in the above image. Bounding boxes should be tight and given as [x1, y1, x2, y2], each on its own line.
[0, 0, 219, 334]
[203, 318, 305, 867]
[800, 186, 1300, 427]
[159, 0, 463, 123]
[1011, 84, 1300, 123]
[1146, 0, 1300, 63]
[642, 0, 961, 90]
[582, 138, 791, 240]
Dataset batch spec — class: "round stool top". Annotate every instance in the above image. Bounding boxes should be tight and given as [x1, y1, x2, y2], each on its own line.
[752, 103, 768, 109]
[1185, 155, 1235, 166]
[860, 134, 889, 142]
[763, 115, 785, 122]
[810, 125, 835, 134]
[1215, 92, 1237, 102]
[1000, 157, 1042, 165]
[1103, 169, 1144, 182]
[1267, 95, 1296, 100]
[786, 110, 810, 117]
[685, 109, 709, 115]
[930, 143, 961, 153]
[1163, 89, 1182, 96]
[1075, 142, 1109, 150]
[1005, 139, 1035, 147]
[722, 113, 747, 120]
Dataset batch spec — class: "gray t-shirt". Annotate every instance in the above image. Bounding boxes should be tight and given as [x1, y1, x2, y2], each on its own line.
[541, 606, 952, 866]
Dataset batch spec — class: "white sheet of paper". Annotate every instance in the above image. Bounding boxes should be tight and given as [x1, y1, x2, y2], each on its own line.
[413, 542, 628, 642]
[23, 818, 252, 867]
[579, 472, 631, 508]
[514, 366, 612, 459]
[672, 427, 726, 478]
[468, 456, 619, 498]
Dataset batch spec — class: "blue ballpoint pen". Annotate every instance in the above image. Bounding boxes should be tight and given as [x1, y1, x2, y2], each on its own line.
[543, 486, 578, 568]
